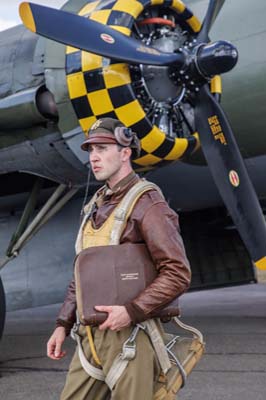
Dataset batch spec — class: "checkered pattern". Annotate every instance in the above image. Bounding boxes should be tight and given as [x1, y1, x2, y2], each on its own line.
[65, 0, 201, 167]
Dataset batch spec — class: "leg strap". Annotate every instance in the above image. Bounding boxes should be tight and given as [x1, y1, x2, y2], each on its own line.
[71, 320, 173, 390]
[71, 324, 105, 381]
[142, 319, 171, 374]
[105, 324, 142, 389]
[71, 324, 142, 390]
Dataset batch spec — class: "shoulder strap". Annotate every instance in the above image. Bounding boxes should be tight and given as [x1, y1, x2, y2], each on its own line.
[83, 184, 105, 216]
[109, 179, 164, 245]
[75, 185, 105, 254]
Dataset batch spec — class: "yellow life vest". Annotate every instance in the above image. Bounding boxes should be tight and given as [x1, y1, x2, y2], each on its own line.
[80, 179, 163, 250]
[77, 179, 163, 366]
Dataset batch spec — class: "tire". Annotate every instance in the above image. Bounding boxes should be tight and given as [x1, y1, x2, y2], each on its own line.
[0, 276, 6, 339]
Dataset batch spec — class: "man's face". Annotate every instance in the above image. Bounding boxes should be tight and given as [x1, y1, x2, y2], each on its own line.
[88, 143, 125, 183]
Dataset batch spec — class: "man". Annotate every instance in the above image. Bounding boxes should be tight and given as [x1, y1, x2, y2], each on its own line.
[47, 118, 191, 399]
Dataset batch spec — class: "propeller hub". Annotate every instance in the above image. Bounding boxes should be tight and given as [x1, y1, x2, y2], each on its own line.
[195, 40, 238, 78]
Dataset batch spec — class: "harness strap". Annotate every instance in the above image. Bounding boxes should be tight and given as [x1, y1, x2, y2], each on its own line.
[105, 354, 129, 390]
[110, 180, 164, 245]
[71, 326, 105, 382]
[173, 316, 204, 344]
[71, 324, 143, 390]
[142, 319, 171, 374]
[75, 190, 100, 254]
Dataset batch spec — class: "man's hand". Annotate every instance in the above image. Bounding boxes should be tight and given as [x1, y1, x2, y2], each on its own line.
[95, 305, 131, 331]
[47, 326, 67, 360]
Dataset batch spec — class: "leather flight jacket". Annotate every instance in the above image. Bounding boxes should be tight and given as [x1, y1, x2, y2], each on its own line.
[56, 172, 191, 334]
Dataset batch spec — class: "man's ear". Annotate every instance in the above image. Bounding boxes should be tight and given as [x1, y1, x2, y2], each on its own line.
[121, 147, 132, 162]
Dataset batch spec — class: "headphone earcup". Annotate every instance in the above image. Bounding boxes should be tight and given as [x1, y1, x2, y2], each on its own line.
[114, 126, 133, 147]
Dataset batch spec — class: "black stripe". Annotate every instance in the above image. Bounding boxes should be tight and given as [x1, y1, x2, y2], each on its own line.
[129, 117, 153, 139]
[137, 0, 150, 7]
[183, 135, 198, 156]
[154, 159, 172, 168]
[84, 69, 105, 93]
[71, 96, 93, 119]
[95, 110, 118, 119]
[153, 137, 175, 158]
[66, 52, 81, 75]
[179, 8, 193, 20]
[107, 11, 134, 27]
[108, 84, 136, 108]
[139, 149, 148, 158]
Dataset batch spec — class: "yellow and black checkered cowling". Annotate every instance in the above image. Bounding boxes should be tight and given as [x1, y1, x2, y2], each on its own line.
[65, 0, 219, 169]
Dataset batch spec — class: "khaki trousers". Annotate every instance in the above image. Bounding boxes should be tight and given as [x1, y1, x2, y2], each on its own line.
[60, 325, 162, 400]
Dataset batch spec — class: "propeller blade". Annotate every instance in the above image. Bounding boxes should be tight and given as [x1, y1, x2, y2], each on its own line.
[195, 85, 266, 270]
[197, 0, 226, 43]
[19, 2, 185, 67]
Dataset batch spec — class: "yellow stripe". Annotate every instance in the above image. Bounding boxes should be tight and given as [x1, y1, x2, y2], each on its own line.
[79, 116, 97, 134]
[113, 0, 144, 19]
[134, 153, 162, 166]
[164, 138, 188, 160]
[103, 63, 131, 88]
[211, 75, 222, 94]
[88, 89, 113, 115]
[82, 53, 103, 72]
[192, 132, 201, 152]
[67, 73, 87, 98]
[19, 2, 36, 32]
[66, 46, 79, 54]
[186, 15, 201, 32]
[151, 0, 165, 5]
[79, 1, 100, 16]
[254, 257, 266, 270]
[141, 127, 165, 153]
[115, 100, 146, 126]
[110, 25, 131, 36]
[90, 10, 110, 24]
[171, 0, 186, 13]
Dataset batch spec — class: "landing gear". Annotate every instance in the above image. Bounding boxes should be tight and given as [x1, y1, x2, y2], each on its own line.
[0, 276, 6, 339]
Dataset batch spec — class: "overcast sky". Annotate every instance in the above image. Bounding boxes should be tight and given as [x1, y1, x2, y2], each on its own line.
[0, 0, 65, 31]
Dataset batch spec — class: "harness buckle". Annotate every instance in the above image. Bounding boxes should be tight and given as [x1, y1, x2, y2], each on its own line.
[115, 208, 126, 221]
[120, 324, 142, 360]
[71, 322, 80, 341]
[121, 342, 136, 360]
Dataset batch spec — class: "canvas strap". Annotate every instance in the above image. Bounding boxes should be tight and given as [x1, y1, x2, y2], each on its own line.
[110, 179, 164, 245]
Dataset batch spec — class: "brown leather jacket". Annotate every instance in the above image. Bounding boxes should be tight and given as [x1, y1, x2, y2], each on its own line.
[56, 172, 191, 333]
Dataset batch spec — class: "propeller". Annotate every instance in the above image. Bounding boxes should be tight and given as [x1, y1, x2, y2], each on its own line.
[19, 2, 185, 67]
[195, 85, 266, 268]
[194, 0, 266, 270]
[196, 0, 225, 43]
[19, 0, 266, 269]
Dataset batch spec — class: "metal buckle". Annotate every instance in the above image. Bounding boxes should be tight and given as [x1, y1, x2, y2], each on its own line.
[70, 322, 80, 341]
[120, 325, 142, 360]
[114, 208, 126, 221]
[121, 342, 136, 360]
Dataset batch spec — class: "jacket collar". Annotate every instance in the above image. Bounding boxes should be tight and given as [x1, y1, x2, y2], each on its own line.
[96, 171, 139, 207]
